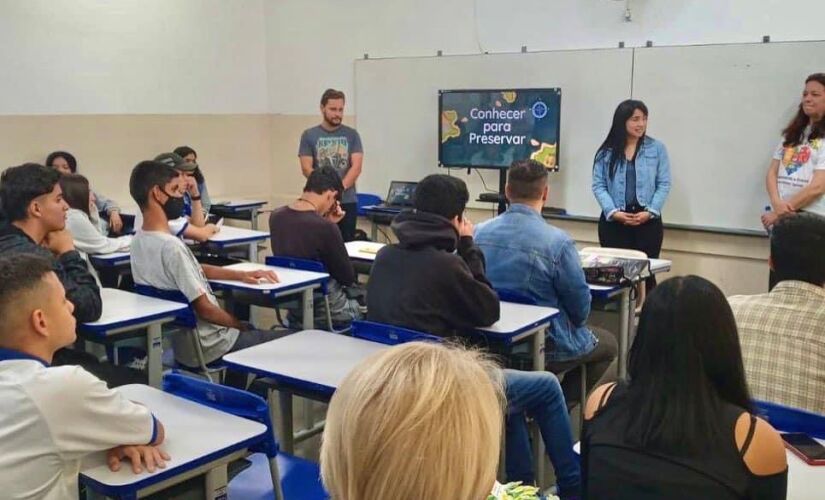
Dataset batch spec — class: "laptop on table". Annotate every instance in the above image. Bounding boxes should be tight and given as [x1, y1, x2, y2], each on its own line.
[372, 181, 418, 212]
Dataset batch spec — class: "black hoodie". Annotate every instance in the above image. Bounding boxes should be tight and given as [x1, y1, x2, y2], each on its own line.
[366, 210, 500, 337]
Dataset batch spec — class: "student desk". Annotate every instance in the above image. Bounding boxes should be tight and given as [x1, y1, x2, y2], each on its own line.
[210, 199, 268, 230]
[223, 329, 388, 454]
[360, 205, 401, 241]
[80, 384, 267, 500]
[589, 258, 672, 379]
[79, 288, 187, 388]
[787, 438, 825, 500]
[207, 262, 329, 330]
[89, 251, 132, 268]
[195, 225, 269, 262]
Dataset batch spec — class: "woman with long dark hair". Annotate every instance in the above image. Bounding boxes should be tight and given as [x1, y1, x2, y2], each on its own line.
[582, 276, 788, 499]
[592, 100, 671, 289]
[762, 73, 825, 230]
[173, 145, 212, 216]
[59, 174, 132, 256]
[46, 150, 125, 234]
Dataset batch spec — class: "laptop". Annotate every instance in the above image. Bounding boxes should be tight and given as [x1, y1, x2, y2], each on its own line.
[374, 181, 418, 211]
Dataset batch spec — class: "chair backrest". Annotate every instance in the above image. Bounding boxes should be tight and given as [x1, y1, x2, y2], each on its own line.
[496, 288, 538, 305]
[163, 372, 278, 456]
[350, 320, 442, 345]
[357, 193, 383, 216]
[265, 256, 328, 294]
[133, 284, 198, 327]
[754, 400, 825, 439]
[580, 246, 648, 260]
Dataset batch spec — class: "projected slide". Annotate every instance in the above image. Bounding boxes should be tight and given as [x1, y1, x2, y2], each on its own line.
[439, 89, 561, 170]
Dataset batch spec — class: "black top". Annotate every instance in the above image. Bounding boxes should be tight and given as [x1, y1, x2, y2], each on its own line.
[625, 157, 639, 207]
[268, 206, 356, 286]
[366, 210, 500, 337]
[583, 382, 787, 500]
[0, 224, 102, 323]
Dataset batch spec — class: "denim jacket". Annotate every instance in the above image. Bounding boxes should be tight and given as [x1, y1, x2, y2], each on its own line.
[475, 204, 596, 361]
[591, 136, 671, 219]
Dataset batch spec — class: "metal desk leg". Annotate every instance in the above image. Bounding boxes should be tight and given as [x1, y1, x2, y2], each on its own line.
[146, 323, 163, 388]
[203, 464, 229, 500]
[249, 242, 258, 263]
[250, 207, 260, 230]
[618, 289, 630, 379]
[529, 327, 548, 487]
[302, 288, 314, 330]
[270, 388, 294, 454]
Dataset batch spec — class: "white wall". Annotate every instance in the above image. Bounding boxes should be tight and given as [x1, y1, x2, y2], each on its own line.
[265, 0, 825, 114]
[0, 0, 269, 114]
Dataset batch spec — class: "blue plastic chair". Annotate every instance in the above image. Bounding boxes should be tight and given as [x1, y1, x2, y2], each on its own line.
[356, 193, 382, 217]
[133, 284, 225, 382]
[266, 256, 346, 333]
[754, 400, 825, 439]
[163, 373, 328, 500]
[350, 320, 442, 345]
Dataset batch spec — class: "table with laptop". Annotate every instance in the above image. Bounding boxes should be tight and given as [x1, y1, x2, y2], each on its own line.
[361, 180, 418, 241]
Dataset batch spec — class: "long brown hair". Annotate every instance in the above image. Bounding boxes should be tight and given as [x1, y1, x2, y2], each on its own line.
[58, 173, 91, 218]
[782, 73, 825, 147]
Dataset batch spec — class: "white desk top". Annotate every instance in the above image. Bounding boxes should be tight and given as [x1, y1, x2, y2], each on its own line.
[80, 384, 266, 490]
[475, 301, 559, 336]
[212, 199, 268, 209]
[205, 225, 269, 244]
[787, 439, 824, 500]
[208, 262, 329, 293]
[345, 241, 385, 261]
[223, 329, 388, 393]
[80, 288, 187, 334]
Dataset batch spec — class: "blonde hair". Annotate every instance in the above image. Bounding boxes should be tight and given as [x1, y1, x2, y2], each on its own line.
[320, 342, 504, 500]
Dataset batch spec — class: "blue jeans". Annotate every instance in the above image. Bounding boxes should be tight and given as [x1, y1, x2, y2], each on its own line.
[504, 369, 581, 498]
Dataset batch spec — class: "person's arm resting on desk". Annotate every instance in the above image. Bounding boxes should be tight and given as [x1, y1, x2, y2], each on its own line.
[553, 240, 592, 326]
[46, 229, 102, 322]
[36, 366, 169, 474]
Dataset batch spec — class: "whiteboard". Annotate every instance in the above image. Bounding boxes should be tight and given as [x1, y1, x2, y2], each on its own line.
[632, 41, 825, 231]
[354, 41, 825, 232]
[354, 49, 633, 219]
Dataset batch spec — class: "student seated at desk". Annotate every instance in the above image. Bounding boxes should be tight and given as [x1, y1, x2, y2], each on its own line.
[129, 160, 284, 385]
[0, 164, 142, 386]
[173, 145, 212, 216]
[729, 213, 825, 415]
[269, 166, 365, 328]
[583, 276, 787, 500]
[0, 253, 168, 500]
[321, 342, 532, 500]
[475, 160, 618, 403]
[367, 174, 580, 498]
[47, 150, 126, 235]
[60, 174, 132, 256]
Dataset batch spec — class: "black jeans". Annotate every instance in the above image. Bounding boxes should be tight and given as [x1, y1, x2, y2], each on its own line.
[338, 202, 358, 242]
[598, 210, 664, 291]
[546, 326, 618, 405]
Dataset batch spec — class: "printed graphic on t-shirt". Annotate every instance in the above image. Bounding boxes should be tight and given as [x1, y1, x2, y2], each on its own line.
[781, 138, 821, 176]
[316, 137, 350, 172]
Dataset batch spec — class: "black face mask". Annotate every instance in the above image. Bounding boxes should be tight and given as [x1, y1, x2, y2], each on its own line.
[160, 190, 185, 220]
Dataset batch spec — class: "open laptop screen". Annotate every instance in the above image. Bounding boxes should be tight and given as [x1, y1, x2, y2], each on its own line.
[386, 181, 418, 207]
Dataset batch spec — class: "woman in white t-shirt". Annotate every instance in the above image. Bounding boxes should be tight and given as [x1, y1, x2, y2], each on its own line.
[763, 73, 825, 229]
[59, 174, 132, 256]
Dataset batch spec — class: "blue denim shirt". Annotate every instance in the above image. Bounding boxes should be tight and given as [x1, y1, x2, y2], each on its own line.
[592, 136, 671, 219]
[475, 204, 596, 361]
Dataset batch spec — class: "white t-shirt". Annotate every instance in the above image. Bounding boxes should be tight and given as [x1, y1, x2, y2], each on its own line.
[133, 212, 189, 238]
[772, 130, 825, 216]
[0, 354, 155, 500]
[130, 230, 239, 366]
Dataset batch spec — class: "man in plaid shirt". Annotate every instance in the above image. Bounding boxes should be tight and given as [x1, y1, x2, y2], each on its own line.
[729, 213, 825, 415]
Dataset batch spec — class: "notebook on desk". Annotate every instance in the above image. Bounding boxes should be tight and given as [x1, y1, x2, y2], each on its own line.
[371, 181, 418, 211]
